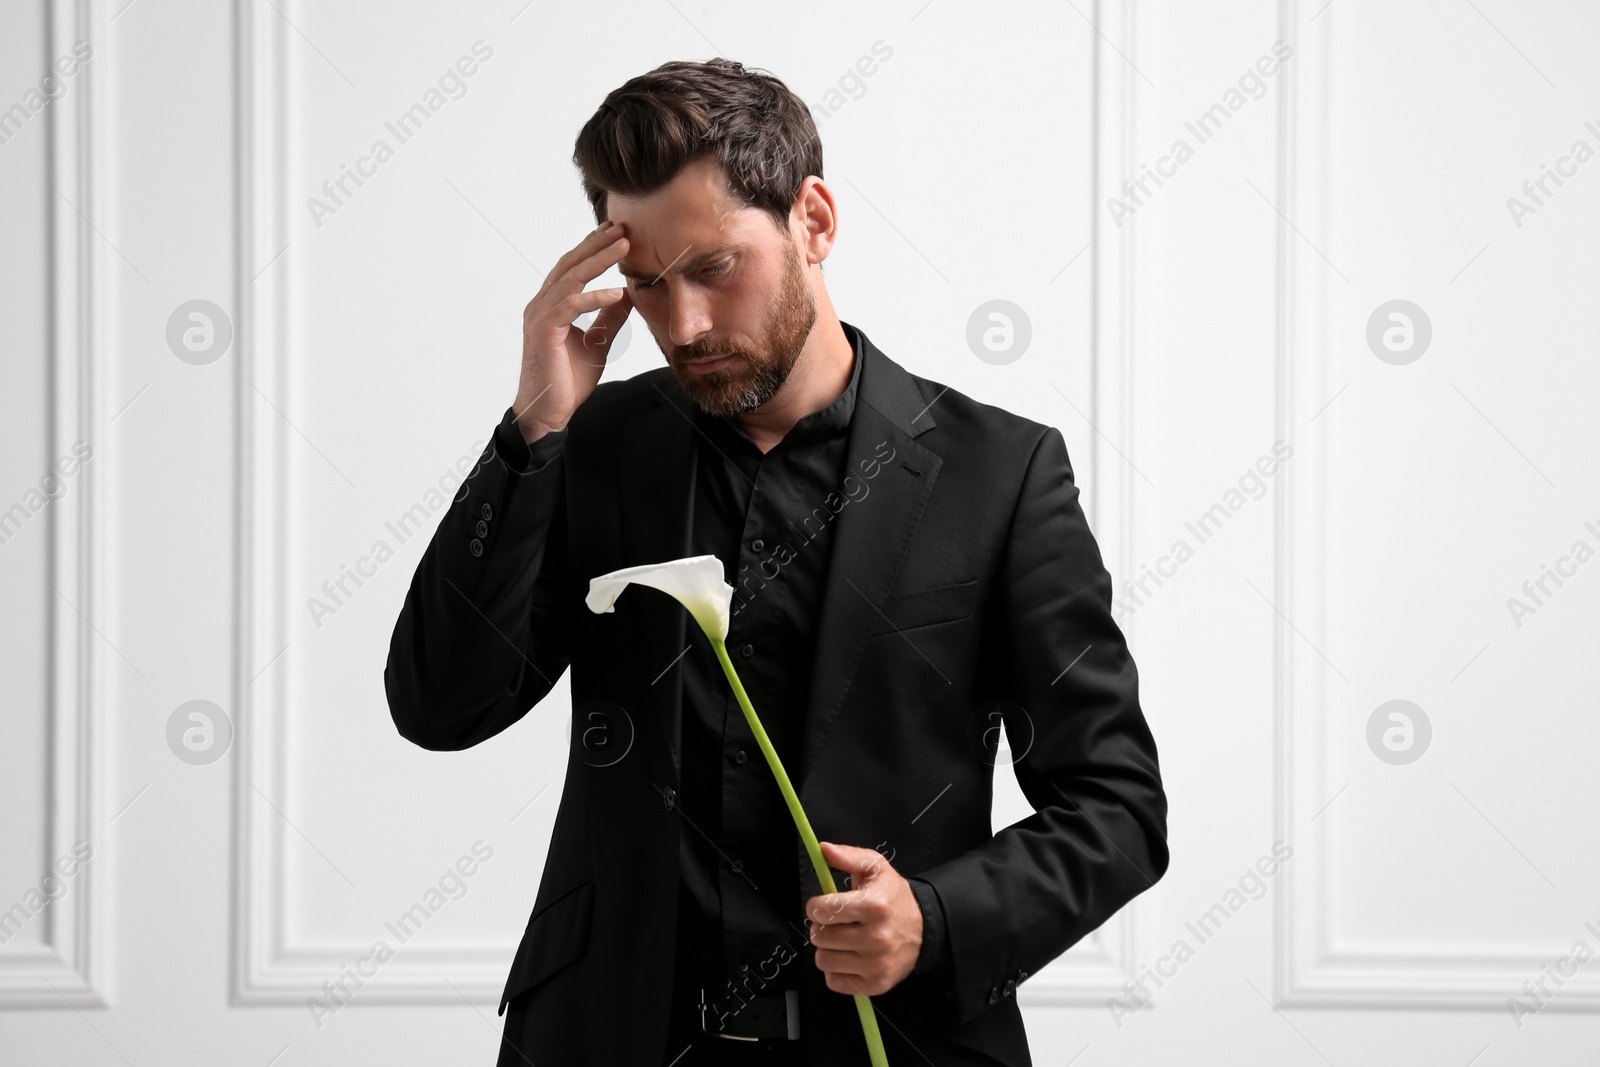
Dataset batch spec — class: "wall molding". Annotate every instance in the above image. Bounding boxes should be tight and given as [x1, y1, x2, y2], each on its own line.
[1023, 0, 1155, 1008]
[230, 0, 507, 1005]
[1269, 0, 1600, 1010]
[0, 0, 111, 1011]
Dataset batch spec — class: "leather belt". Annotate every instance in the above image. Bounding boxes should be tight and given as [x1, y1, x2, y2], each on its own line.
[695, 980, 801, 1041]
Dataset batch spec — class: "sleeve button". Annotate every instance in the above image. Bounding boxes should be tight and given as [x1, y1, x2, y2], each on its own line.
[481, 503, 493, 520]
[476, 520, 489, 536]
[987, 987, 999, 1005]
[1003, 979, 1015, 996]
[469, 538, 483, 556]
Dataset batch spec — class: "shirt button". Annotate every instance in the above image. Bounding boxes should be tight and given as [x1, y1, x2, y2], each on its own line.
[752, 539, 765, 551]
[734, 749, 748, 764]
[481, 503, 493, 520]
[469, 539, 483, 557]
[663, 787, 677, 810]
[476, 520, 488, 537]
[740, 643, 753, 657]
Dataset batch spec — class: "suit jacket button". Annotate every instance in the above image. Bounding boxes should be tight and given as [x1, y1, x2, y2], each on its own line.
[1003, 979, 1015, 996]
[469, 538, 483, 557]
[663, 787, 677, 810]
[987, 987, 999, 1005]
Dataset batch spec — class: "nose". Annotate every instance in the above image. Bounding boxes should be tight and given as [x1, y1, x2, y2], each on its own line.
[665, 288, 712, 350]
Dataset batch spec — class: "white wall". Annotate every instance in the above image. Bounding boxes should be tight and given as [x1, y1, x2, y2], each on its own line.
[1, 0, 1596, 1063]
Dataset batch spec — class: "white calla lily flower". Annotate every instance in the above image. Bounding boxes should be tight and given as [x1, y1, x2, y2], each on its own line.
[584, 554, 732, 641]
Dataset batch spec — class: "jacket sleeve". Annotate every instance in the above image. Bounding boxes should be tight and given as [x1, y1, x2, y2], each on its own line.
[384, 407, 577, 751]
[915, 425, 1169, 1026]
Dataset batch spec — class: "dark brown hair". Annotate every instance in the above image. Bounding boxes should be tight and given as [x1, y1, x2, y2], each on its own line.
[572, 58, 822, 236]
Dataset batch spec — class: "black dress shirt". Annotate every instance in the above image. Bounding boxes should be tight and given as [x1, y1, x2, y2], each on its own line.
[492, 320, 951, 1003]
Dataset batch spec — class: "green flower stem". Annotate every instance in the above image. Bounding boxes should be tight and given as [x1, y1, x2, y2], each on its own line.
[710, 635, 890, 1067]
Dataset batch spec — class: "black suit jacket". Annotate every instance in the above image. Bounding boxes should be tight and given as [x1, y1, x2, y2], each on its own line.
[384, 323, 1169, 1066]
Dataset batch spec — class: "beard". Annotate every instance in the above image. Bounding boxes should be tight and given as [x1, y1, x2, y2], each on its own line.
[665, 241, 817, 418]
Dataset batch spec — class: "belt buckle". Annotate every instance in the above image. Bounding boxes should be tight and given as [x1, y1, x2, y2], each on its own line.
[699, 986, 800, 1041]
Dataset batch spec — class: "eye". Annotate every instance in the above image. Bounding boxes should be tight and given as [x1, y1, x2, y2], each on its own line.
[631, 262, 729, 291]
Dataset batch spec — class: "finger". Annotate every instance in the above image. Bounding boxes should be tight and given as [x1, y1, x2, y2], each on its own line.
[808, 891, 866, 925]
[575, 290, 632, 365]
[558, 221, 625, 279]
[536, 225, 627, 302]
[559, 285, 629, 322]
[550, 237, 629, 302]
[587, 284, 632, 332]
[820, 841, 891, 881]
[808, 915, 874, 955]
[812, 946, 867, 974]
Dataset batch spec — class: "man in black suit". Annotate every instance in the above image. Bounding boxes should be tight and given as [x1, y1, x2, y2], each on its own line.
[384, 58, 1167, 1066]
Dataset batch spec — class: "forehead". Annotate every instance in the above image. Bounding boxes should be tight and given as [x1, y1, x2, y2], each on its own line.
[610, 157, 775, 279]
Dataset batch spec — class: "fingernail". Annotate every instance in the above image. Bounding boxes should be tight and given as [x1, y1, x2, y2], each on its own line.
[601, 221, 618, 233]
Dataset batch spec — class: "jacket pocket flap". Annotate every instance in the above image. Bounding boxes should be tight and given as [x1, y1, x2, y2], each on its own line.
[498, 878, 594, 1015]
[868, 578, 978, 636]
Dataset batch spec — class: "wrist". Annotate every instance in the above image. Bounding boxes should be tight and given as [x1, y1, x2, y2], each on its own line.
[515, 411, 566, 445]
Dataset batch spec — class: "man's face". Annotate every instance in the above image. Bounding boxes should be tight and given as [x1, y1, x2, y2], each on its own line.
[609, 157, 817, 418]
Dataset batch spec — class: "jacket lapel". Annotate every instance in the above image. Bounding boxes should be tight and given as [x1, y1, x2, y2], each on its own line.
[796, 329, 941, 794]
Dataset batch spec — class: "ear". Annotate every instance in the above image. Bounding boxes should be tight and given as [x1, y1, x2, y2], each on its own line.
[792, 176, 839, 267]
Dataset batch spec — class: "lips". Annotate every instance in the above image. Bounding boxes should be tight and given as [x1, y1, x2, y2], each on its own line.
[684, 354, 735, 373]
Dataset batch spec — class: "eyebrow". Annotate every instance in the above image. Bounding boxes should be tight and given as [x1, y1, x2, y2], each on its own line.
[616, 245, 735, 282]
